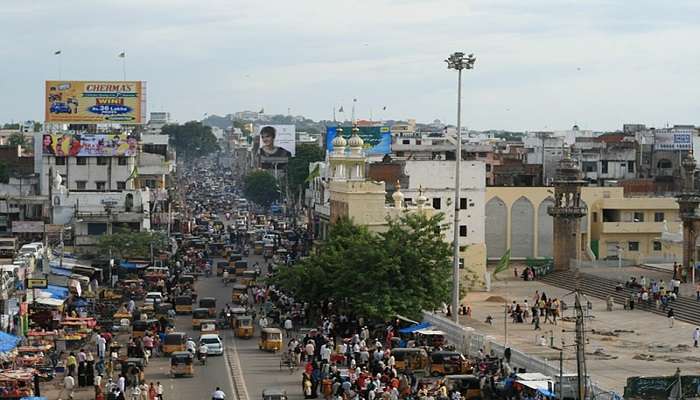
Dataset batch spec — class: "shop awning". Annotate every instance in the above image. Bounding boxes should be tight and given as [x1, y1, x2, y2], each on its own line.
[398, 322, 431, 334]
[0, 331, 21, 353]
[120, 261, 147, 270]
[415, 328, 445, 335]
[44, 285, 70, 300]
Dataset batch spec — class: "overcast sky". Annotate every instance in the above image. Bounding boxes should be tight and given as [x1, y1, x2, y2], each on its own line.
[1, 0, 699, 131]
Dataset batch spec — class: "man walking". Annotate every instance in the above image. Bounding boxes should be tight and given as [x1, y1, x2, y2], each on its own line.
[694, 328, 700, 347]
[59, 374, 75, 400]
[668, 308, 675, 328]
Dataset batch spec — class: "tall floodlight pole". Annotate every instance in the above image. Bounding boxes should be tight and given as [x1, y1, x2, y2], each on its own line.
[446, 52, 476, 323]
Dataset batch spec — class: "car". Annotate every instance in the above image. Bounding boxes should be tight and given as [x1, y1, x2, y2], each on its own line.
[19, 243, 43, 258]
[199, 334, 223, 355]
[145, 292, 164, 305]
[50, 102, 72, 114]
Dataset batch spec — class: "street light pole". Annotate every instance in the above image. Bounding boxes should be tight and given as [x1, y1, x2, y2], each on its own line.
[446, 52, 476, 323]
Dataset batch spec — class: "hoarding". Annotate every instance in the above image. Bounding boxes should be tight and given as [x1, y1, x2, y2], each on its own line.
[41, 133, 138, 157]
[325, 126, 391, 155]
[11, 221, 44, 233]
[257, 125, 296, 159]
[45, 80, 146, 124]
[654, 130, 692, 151]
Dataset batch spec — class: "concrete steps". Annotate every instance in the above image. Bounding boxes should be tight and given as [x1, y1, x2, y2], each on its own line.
[541, 270, 700, 326]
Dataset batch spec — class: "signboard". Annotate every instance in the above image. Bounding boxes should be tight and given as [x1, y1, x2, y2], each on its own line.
[11, 221, 44, 233]
[326, 126, 391, 155]
[654, 130, 692, 151]
[45, 80, 146, 124]
[41, 133, 138, 157]
[26, 278, 48, 289]
[257, 125, 296, 159]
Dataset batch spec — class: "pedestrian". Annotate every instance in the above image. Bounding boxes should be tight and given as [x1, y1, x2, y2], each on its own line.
[66, 352, 78, 377]
[668, 308, 675, 328]
[533, 313, 541, 331]
[156, 382, 163, 400]
[60, 374, 75, 400]
[284, 317, 293, 338]
[694, 328, 700, 347]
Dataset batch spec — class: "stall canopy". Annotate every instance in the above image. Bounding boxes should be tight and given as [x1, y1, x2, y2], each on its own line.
[43, 285, 70, 300]
[0, 331, 20, 353]
[120, 261, 147, 270]
[398, 322, 431, 334]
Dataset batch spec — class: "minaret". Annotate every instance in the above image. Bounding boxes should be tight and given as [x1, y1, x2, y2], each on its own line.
[676, 153, 700, 281]
[328, 127, 347, 180]
[547, 151, 587, 271]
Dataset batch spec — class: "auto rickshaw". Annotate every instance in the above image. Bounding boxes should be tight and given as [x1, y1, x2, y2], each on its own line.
[253, 241, 264, 255]
[216, 261, 228, 276]
[444, 375, 482, 400]
[132, 320, 148, 338]
[234, 260, 248, 275]
[175, 296, 193, 314]
[199, 297, 217, 317]
[262, 388, 288, 400]
[263, 243, 274, 258]
[429, 351, 473, 376]
[234, 315, 254, 338]
[179, 274, 195, 285]
[200, 320, 219, 335]
[259, 327, 283, 352]
[231, 284, 247, 303]
[192, 308, 209, 329]
[170, 351, 194, 377]
[155, 303, 175, 323]
[391, 348, 429, 374]
[163, 332, 187, 355]
[229, 253, 243, 263]
[239, 270, 257, 287]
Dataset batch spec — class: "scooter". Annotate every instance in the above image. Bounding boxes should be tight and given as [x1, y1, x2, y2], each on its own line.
[198, 352, 207, 365]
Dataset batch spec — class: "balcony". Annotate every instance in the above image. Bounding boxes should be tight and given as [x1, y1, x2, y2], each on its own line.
[601, 221, 666, 234]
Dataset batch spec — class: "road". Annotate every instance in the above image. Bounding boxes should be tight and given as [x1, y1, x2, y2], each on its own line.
[144, 252, 303, 400]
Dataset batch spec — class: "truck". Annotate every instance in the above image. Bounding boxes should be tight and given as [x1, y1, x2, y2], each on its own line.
[0, 237, 18, 260]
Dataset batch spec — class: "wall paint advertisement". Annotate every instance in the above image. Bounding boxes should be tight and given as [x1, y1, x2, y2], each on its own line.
[325, 126, 391, 155]
[41, 133, 138, 157]
[11, 221, 45, 233]
[654, 131, 692, 151]
[45, 80, 146, 124]
[257, 125, 296, 158]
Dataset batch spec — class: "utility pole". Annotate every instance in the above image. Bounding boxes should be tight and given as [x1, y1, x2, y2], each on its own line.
[574, 291, 587, 400]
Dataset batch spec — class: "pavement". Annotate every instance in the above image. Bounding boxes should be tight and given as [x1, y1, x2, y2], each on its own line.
[460, 266, 700, 394]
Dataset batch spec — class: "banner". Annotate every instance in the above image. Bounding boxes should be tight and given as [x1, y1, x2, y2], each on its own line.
[326, 126, 391, 155]
[654, 130, 692, 151]
[257, 125, 296, 160]
[11, 221, 44, 233]
[41, 133, 138, 157]
[45, 80, 146, 124]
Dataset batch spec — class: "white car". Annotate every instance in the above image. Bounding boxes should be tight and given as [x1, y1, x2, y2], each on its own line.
[199, 334, 223, 355]
[19, 243, 43, 258]
[144, 292, 164, 305]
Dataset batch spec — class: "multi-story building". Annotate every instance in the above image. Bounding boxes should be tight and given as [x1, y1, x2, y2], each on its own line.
[574, 137, 637, 185]
[146, 112, 170, 134]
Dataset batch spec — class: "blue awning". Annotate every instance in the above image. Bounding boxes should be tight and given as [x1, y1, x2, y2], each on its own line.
[120, 261, 147, 270]
[399, 322, 431, 334]
[537, 388, 556, 398]
[0, 331, 20, 353]
[45, 284, 70, 300]
[50, 267, 73, 277]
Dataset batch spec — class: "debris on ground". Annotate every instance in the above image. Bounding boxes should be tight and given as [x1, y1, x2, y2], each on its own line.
[633, 354, 655, 361]
[485, 296, 508, 303]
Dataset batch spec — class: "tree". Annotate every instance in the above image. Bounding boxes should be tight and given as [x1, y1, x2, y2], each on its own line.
[96, 230, 168, 260]
[162, 121, 220, 160]
[287, 143, 324, 202]
[270, 213, 452, 321]
[243, 170, 280, 208]
[7, 133, 27, 147]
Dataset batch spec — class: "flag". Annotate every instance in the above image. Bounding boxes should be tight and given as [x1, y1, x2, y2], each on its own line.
[118, 52, 125, 58]
[382, 106, 387, 111]
[493, 249, 511, 279]
[54, 50, 61, 55]
[259, 107, 264, 114]
[338, 106, 344, 113]
[305, 164, 321, 183]
[126, 165, 139, 181]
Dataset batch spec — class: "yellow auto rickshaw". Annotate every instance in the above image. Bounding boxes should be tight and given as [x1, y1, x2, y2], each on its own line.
[231, 284, 247, 303]
[429, 351, 473, 376]
[239, 270, 257, 287]
[259, 327, 283, 352]
[216, 261, 228, 276]
[444, 375, 482, 400]
[234, 315, 254, 339]
[175, 296, 193, 314]
[253, 241, 264, 255]
[199, 297, 217, 317]
[234, 260, 248, 275]
[263, 243, 274, 258]
[170, 351, 194, 377]
[163, 332, 187, 355]
[392, 348, 429, 374]
[192, 308, 209, 329]
[131, 320, 150, 338]
[200, 320, 219, 335]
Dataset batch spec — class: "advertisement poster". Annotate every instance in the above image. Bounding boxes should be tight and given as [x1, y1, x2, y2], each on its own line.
[325, 126, 391, 155]
[45, 80, 146, 124]
[41, 133, 138, 157]
[654, 130, 692, 151]
[257, 125, 296, 159]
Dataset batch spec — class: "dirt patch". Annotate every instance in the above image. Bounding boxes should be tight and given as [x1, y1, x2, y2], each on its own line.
[485, 296, 508, 303]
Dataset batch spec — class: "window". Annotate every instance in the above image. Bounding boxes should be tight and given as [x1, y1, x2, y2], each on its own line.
[97, 158, 108, 166]
[75, 181, 86, 190]
[402, 139, 410, 145]
[485, 164, 492, 172]
[592, 212, 598, 223]
[432, 198, 441, 210]
[654, 212, 665, 222]
[460, 198, 467, 210]
[657, 159, 672, 169]
[478, 152, 487, 157]
[95, 181, 106, 191]
[653, 241, 662, 251]
[55, 157, 66, 165]
[404, 198, 412, 205]
[415, 140, 422, 145]
[627, 161, 635, 173]
[459, 258, 464, 269]
[459, 225, 467, 237]
[76, 157, 87, 165]
[87, 223, 108, 235]
[633, 212, 644, 222]
[118, 157, 127, 166]
[601, 160, 608, 174]
[117, 181, 126, 190]
[628, 241, 639, 251]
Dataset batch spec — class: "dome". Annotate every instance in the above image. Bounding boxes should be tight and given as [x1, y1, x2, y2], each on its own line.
[348, 127, 364, 148]
[392, 181, 404, 207]
[332, 128, 347, 148]
[416, 186, 428, 207]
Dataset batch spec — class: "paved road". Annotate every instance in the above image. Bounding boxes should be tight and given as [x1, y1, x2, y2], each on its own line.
[144, 253, 303, 400]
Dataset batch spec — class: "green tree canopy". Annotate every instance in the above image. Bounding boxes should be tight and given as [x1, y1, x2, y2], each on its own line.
[270, 213, 452, 320]
[96, 230, 168, 260]
[287, 143, 324, 201]
[243, 170, 280, 208]
[162, 121, 220, 160]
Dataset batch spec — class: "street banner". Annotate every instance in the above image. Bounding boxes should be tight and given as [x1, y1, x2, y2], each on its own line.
[45, 80, 146, 124]
[325, 126, 391, 155]
[41, 133, 138, 157]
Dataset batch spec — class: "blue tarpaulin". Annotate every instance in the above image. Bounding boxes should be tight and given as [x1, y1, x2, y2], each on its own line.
[0, 331, 20, 353]
[44, 284, 70, 300]
[120, 261, 147, 270]
[537, 388, 556, 398]
[50, 267, 73, 277]
[398, 322, 431, 334]
[21, 397, 49, 400]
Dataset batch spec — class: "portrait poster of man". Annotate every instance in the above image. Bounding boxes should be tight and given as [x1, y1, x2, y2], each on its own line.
[257, 125, 295, 159]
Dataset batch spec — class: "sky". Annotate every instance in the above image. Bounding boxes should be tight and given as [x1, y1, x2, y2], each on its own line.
[1, 0, 699, 131]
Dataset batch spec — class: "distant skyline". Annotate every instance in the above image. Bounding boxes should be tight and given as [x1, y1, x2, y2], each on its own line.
[1, 0, 699, 131]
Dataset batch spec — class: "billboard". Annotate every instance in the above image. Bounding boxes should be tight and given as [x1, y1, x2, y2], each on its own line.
[325, 126, 391, 155]
[655, 130, 692, 151]
[11, 221, 44, 233]
[41, 133, 138, 157]
[257, 125, 296, 160]
[45, 80, 146, 124]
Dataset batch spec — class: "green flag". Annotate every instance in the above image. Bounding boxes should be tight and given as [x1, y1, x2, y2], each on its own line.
[493, 248, 511, 278]
[305, 164, 321, 183]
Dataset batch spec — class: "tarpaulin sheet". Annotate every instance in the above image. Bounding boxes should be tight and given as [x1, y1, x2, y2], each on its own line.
[44, 284, 69, 300]
[0, 331, 21, 353]
[398, 322, 431, 334]
[120, 261, 147, 270]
